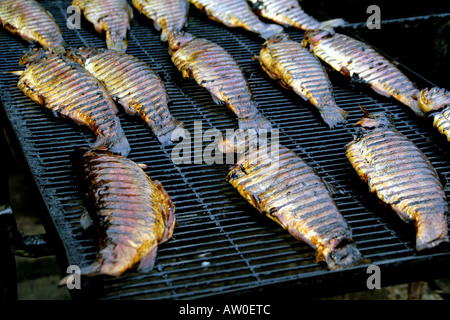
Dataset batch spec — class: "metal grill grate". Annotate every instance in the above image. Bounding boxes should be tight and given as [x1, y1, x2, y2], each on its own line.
[0, 0, 449, 300]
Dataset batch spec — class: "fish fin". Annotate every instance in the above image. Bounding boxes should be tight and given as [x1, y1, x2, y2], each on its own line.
[80, 210, 94, 230]
[258, 23, 284, 40]
[137, 243, 158, 273]
[8, 70, 24, 76]
[319, 106, 348, 128]
[252, 55, 260, 62]
[154, 180, 176, 244]
[137, 163, 148, 169]
[370, 85, 392, 98]
[127, 4, 134, 20]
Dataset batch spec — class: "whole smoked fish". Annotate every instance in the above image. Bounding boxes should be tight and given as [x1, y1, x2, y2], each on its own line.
[168, 31, 272, 131]
[0, 0, 66, 53]
[417, 87, 450, 141]
[303, 30, 423, 116]
[227, 144, 366, 269]
[72, 0, 133, 52]
[131, 0, 189, 42]
[66, 47, 184, 145]
[189, 0, 283, 39]
[247, 0, 345, 32]
[60, 148, 176, 282]
[258, 33, 347, 128]
[346, 111, 449, 251]
[17, 48, 131, 157]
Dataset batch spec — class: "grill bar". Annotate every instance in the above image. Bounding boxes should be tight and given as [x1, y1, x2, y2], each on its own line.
[0, 0, 449, 300]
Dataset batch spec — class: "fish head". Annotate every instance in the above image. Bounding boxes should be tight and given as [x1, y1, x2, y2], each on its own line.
[417, 87, 450, 113]
[302, 29, 332, 50]
[168, 31, 195, 55]
[353, 110, 395, 130]
[19, 47, 52, 66]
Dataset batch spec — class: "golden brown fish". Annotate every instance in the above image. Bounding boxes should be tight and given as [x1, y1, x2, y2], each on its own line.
[189, 0, 283, 39]
[257, 33, 347, 128]
[16, 48, 131, 157]
[131, 0, 189, 42]
[346, 111, 449, 251]
[72, 0, 133, 52]
[417, 87, 450, 141]
[247, 0, 345, 31]
[66, 47, 184, 145]
[302, 30, 424, 116]
[227, 143, 366, 270]
[0, 0, 65, 53]
[168, 31, 272, 131]
[59, 147, 175, 282]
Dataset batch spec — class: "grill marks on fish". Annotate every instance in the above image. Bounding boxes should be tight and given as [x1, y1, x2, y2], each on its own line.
[227, 144, 366, 270]
[248, 0, 344, 31]
[132, 0, 189, 42]
[72, 0, 133, 52]
[169, 31, 272, 131]
[303, 31, 423, 116]
[60, 148, 175, 281]
[189, 0, 283, 39]
[0, 0, 65, 53]
[258, 34, 347, 128]
[66, 47, 184, 145]
[17, 48, 131, 157]
[346, 112, 449, 251]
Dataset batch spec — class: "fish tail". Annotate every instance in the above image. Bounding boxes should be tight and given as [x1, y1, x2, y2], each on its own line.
[106, 33, 128, 53]
[320, 106, 348, 128]
[155, 120, 186, 145]
[57, 264, 101, 287]
[415, 215, 449, 251]
[319, 18, 347, 32]
[93, 128, 131, 157]
[258, 23, 284, 40]
[322, 240, 368, 270]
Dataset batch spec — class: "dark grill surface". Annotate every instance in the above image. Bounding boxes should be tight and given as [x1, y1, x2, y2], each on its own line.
[1, 1, 449, 300]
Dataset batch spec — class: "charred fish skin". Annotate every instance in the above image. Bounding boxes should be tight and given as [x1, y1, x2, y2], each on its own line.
[17, 48, 131, 157]
[302, 30, 424, 117]
[247, 0, 345, 31]
[66, 47, 184, 145]
[227, 144, 366, 270]
[258, 33, 347, 128]
[168, 31, 272, 131]
[0, 0, 66, 53]
[60, 148, 176, 281]
[417, 87, 450, 141]
[346, 112, 449, 251]
[131, 0, 189, 42]
[189, 0, 284, 39]
[72, 0, 133, 53]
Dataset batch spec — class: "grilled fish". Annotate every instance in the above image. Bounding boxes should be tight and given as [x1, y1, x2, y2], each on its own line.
[66, 47, 184, 145]
[189, 0, 283, 39]
[17, 48, 131, 157]
[72, 0, 133, 52]
[258, 33, 347, 128]
[59, 147, 175, 282]
[168, 31, 272, 131]
[0, 0, 65, 53]
[346, 111, 449, 251]
[247, 0, 345, 31]
[303, 30, 423, 116]
[227, 143, 366, 270]
[131, 0, 189, 42]
[417, 87, 450, 141]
